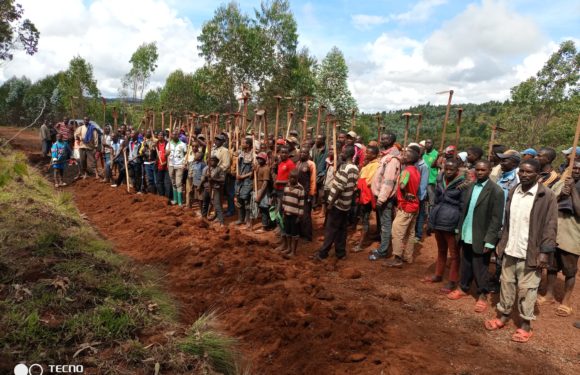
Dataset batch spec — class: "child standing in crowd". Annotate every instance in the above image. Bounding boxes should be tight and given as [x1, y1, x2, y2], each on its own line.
[277, 169, 305, 258]
[51, 133, 71, 187]
[386, 148, 421, 268]
[255, 152, 275, 233]
[189, 152, 206, 214]
[200, 155, 226, 226]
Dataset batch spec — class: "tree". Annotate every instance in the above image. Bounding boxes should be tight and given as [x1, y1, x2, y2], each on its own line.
[500, 40, 580, 149]
[59, 56, 100, 118]
[0, 1, 39, 61]
[123, 42, 159, 100]
[159, 70, 197, 115]
[316, 46, 356, 123]
[0, 76, 30, 124]
[197, 0, 298, 101]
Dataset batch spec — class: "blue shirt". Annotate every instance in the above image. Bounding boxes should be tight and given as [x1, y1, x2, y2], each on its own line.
[497, 168, 519, 202]
[415, 158, 429, 201]
[462, 179, 495, 249]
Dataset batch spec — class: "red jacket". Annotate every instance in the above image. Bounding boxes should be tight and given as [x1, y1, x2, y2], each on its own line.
[397, 165, 420, 213]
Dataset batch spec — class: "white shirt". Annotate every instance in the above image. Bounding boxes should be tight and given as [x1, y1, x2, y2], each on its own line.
[504, 183, 538, 259]
[166, 140, 187, 168]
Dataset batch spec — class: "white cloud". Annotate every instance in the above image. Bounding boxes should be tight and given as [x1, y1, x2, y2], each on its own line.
[351, 15, 389, 31]
[393, 0, 447, 23]
[351, 0, 446, 30]
[424, 0, 545, 66]
[345, 0, 560, 112]
[0, 0, 203, 97]
[348, 30, 558, 112]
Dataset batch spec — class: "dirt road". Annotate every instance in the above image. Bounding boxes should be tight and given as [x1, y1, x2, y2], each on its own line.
[3, 126, 579, 375]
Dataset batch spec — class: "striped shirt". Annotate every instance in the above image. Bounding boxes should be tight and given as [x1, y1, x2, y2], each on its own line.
[328, 162, 359, 211]
[282, 183, 305, 216]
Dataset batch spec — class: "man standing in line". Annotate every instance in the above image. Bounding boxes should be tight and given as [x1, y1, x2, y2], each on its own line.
[127, 131, 144, 194]
[369, 132, 401, 261]
[386, 148, 421, 268]
[155, 130, 172, 202]
[313, 145, 359, 261]
[212, 134, 233, 216]
[73, 116, 99, 179]
[40, 121, 52, 158]
[485, 159, 558, 343]
[296, 147, 316, 241]
[409, 143, 429, 242]
[447, 160, 505, 313]
[537, 159, 580, 317]
[311, 135, 328, 210]
[167, 129, 187, 205]
[496, 150, 521, 200]
[421, 139, 438, 214]
[536, 147, 560, 188]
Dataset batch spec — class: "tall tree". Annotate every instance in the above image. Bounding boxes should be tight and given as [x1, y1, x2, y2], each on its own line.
[123, 42, 159, 101]
[59, 56, 100, 118]
[0, 1, 39, 61]
[159, 70, 197, 115]
[316, 46, 356, 123]
[500, 40, 580, 149]
[0, 76, 30, 124]
[198, 0, 298, 101]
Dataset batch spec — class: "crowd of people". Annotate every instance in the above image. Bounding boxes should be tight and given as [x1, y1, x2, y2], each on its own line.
[41, 115, 580, 342]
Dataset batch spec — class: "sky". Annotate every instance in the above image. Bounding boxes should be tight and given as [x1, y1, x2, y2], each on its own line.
[0, 0, 578, 112]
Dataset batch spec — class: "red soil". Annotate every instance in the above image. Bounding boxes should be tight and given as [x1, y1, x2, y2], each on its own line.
[3, 126, 579, 375]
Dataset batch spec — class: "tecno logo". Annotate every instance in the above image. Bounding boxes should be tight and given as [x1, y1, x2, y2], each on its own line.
[14, 363, 84, 374]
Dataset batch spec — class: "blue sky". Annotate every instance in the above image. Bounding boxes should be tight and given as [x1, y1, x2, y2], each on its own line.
[2, 0, 579, 111]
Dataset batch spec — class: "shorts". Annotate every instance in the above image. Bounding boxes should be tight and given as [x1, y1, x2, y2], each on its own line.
[283, 214, 299, 237]
[551, 248, 579, 278]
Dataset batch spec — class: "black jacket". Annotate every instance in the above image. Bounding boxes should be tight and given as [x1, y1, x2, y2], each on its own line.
[458, 179, 505, 254]
[429, 173, 467, 233]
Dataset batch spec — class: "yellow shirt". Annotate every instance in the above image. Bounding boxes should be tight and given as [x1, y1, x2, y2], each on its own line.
[359, 158, 379, 185]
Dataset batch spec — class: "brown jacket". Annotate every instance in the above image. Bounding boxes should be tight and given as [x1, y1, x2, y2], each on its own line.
[497, 182, 558, 268]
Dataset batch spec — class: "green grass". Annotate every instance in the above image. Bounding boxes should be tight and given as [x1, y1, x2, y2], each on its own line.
[180, 311, 241, 375]
[0, 145, 245, 374]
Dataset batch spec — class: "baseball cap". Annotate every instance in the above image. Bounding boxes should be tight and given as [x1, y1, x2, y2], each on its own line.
[562, 146, 580, 155]
[276, 139, 286, 145]
[457, 151, 468, 163]
[408, 142, 420, 149]
[497, 149, 521, 161]
[347, 131, 357, 138]
[287, 136, 299, 144]
[197, 134, 206, 140]
[521, 148, 537, 157]
[215, 134, 225, 141]
[257, 152, 268, 161]
[419, 140, 426, 147]
[445, 145, 457, 153]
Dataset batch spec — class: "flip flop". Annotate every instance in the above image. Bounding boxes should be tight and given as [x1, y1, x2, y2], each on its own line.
[474, 300, 488, 313]
[536, 295, 556, 306]
[447, 289, 468, 300]
[555, 304, 573, 317]
[511, 329, 533, 343]
[484, 318, 506, 331]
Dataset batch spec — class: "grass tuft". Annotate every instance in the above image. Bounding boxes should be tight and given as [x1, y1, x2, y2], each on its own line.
[180, 310, 242, 375]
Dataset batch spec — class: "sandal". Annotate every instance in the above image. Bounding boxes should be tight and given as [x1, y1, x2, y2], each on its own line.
[474, 300, 488, 313]
[484, 318, 506, 331]
[511, 328, 533, 343]
[555, 304, 573, 317]
[439, 282, 457, 294]
[536, 295, 556, 306]
[447, 289, 468, 300]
